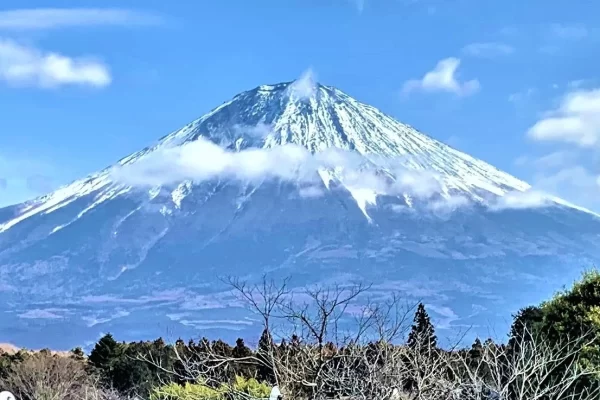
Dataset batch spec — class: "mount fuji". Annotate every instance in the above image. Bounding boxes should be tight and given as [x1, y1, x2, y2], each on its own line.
[1, 79, 600, 350]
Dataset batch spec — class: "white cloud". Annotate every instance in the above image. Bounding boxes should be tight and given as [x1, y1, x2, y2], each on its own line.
[0, 38, 110, 88]
[527, 88, 600, 147]
[517, 88, 600, 212]
[349, 0, 365, 13]
[462, 42, 514, 58]
[425, 304, 460, 330]
[298, 185, 325, 198]
[0, 8, 162, 30]
[444, 135, 461, 148]
[568, 79, 589, 89]
[112, 138, 312, 186]
[114, 129, 577, 215]
[233, 122, 273, 139]
[510, 149, 600, 213]
[18, 308, 65, 319]
[82, 310, 130, 327]
[490, 190, 553, 211]
[111, 135, 453, 205]
[533, 166, 600, 208]
[550, 23, 588, 40]
[402, 57, 480, 96]
[428, 195, 471, 214]
[287, 68, 318, 100]
[508, 88, 536, 103]
[531, 150, 577, 169]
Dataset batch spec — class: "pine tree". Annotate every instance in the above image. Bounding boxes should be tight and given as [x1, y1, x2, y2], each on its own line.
[212, 339, 233, 358]
[233, 338, 253, 359]
[407, 303, 437, 352]
[257, 328, 276, 383]
[233, 338, 255, 378]
[89, 333, 122, 372]
[403, 304, 438, 396]
[70, 346, 86, 361]
[468, 338, 483, 360]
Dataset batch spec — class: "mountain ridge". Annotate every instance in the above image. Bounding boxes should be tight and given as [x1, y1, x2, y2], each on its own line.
[1, 80, 600, 350]
[2, 79, 589, 233]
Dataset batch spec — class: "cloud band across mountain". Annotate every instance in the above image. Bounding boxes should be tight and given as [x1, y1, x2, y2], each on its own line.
[109, 133, 564, 216]
[110, 136, 446, 201]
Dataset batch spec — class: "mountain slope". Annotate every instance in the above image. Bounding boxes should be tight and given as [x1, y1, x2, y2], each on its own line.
[1, 80, 599, 350]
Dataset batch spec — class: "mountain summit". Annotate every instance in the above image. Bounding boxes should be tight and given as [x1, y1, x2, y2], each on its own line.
[1, 81, 599, 349]
[0, 80, 578, 234]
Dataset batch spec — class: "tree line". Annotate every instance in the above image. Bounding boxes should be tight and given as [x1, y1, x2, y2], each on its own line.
[1, 271, 600, 399]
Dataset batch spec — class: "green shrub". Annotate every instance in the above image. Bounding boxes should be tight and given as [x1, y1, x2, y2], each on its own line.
[232, 375, 272, 398]
[150, 376, 271, 400]
[150, 381, 226, 400]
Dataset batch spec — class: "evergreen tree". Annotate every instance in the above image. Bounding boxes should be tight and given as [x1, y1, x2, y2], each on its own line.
[508, 305, 543, 350]
[70, 346, 86, 361]
[233, 338, 253, 359]
[468, 338, 483, 362]
[89, 333, 122, 373]
[407, 303, 437, 352]
[113, 340, 176, 397]
[153, 337, 166, 349]
[403, 304, 438, 396]
[257, 328, 275, 383]
[290, 334, 301, 348]
[212, 339, 233, 358]
[233, 338, 255, 378]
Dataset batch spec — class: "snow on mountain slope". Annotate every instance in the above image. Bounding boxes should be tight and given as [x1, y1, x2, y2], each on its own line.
[2, 80, 600, 350]
[0, 80, 586, 234]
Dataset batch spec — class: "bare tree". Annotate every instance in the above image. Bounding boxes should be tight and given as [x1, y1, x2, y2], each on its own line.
[451, 328, 600, 400]
[0, 352, 128, 400]
[144, 277, 413, 399]
[142, 276, 600, 400]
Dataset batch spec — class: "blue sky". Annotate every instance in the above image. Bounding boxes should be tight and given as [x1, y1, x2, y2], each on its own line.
[0, 0, 599, 209]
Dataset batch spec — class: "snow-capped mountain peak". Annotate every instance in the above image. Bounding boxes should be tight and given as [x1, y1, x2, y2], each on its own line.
[2, 81, 600, 351]
[131, 80, 532, 200]
[0, 81, 590, 234]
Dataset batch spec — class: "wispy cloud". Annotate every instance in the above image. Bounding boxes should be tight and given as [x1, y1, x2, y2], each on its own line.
[504, 150, 600, 213]
[110, 127, 585, 214]
[287, 68, 318, 100]
[110, 136, 452, 205]
[535, 164, 599, 195]
[516, 93, 600, 212]
[0, 8, 162, 30]
[490, 190, 554, 211]
[425, 304, 460, 330]
[512, 163, 600, 214]
[527, 88, 600, 147]
[81, 288, 188, 305]
[462, 42, 514, 58]
[444, 135, 461, 148]
[531, 150, 577, 169]
[349, 0, 366, 13]
[428, 195, 471, 215]
[402, 57, 480, 96]
[18, 308, 65, 319]
[82, 310, 130, 327]
[508, 88, 536, 104]
[549, 23, 588, 40]
[0, 38, 110, 88]
[0, 178, 6, 190]
[26, 174, 54, 193]
[298, 185, 325, 198]
[233, 122, 273, 139]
